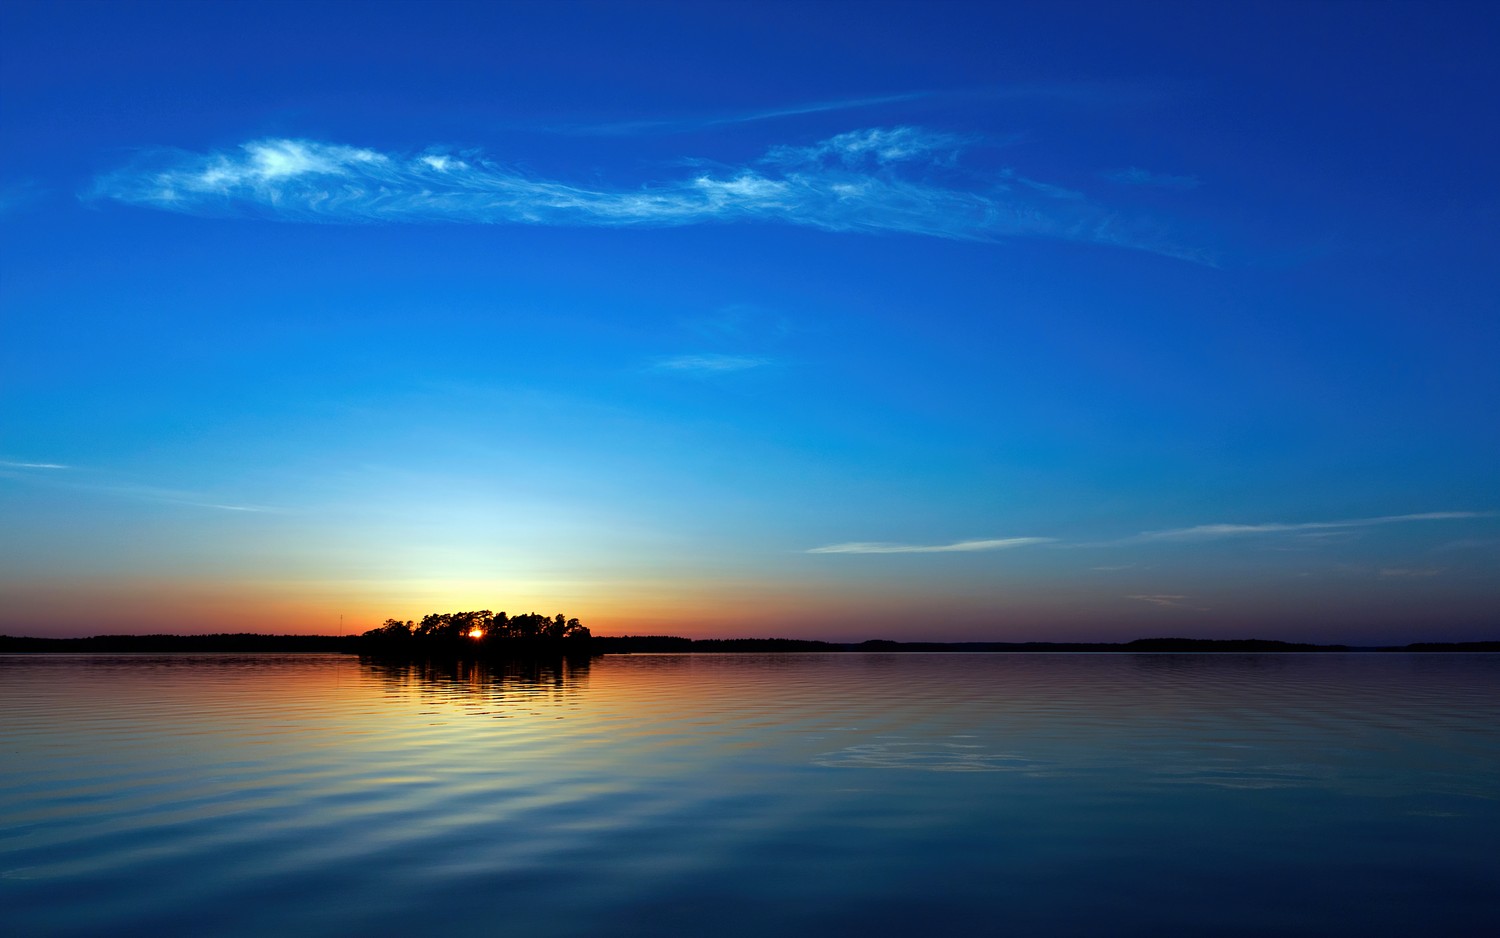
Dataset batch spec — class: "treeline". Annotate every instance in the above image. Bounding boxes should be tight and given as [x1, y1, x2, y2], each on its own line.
[591, 636, 1500, 654]
[2, 633, 1495, 655]
[359, 610, 591, 657]
[0, 633, 358, 653]
[592, 636, 834, 653]
[592, 636, 1334, 654]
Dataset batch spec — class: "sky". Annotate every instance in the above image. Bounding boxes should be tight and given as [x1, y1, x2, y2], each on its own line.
[1, 0, 1497, 643]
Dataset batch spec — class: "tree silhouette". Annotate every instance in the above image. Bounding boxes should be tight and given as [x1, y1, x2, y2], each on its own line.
[365, 618, 413, 639]
[361, 607, 589, 658]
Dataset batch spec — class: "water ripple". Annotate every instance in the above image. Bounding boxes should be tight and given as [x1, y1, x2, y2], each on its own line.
[2, 652, 1497, 937]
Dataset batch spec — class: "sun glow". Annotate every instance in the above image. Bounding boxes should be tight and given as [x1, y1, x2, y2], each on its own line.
[467, 627, 484, 639]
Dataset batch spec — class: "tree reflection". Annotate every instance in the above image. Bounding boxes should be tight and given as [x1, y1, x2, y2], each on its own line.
[360, 652, 591, 695]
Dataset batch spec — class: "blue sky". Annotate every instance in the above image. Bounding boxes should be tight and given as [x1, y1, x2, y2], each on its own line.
[2, 0, 1497, 641]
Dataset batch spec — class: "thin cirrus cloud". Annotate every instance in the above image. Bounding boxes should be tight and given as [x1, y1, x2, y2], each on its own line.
[807, 537, 1056, 554]
[0, 461, 270, 513]
[87, 129, 1209, 262]
[562, 92, 932, 135]
[87, 484, 273, 513]
[558, 83, 1153, 136]
[1131, 512, 1494, 543]
[84, 484, 272, 513]
[814, 511, 1492, 556]
[1126, 594, 1207, 610]
[649, 353, 772, 374]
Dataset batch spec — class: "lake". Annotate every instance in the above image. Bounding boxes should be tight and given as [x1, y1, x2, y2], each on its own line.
[3, 652, 1497, 936]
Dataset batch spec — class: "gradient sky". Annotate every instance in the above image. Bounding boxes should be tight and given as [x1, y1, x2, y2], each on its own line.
[2, 0, 1497, 642]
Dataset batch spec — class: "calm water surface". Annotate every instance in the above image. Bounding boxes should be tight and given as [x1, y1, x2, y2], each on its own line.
[3, 653, 1497, 936]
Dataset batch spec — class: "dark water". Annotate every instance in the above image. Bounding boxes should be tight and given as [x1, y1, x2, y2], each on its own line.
[2, 653, 1497, 937]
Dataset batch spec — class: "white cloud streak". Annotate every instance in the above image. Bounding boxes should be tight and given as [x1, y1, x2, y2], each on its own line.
[807, 537, 1055, 554]
[551, 83, 1152, 136]
[1133, 512, 1494, 543]
[567, 93, 932, 135]
[82, 485, 274, 513]
[0, 464, 272, 513]
[763, 126, 969, 167]
[1126, 594, 1207, 610]
[650, 353, 772, 374]
[813, 511, 1491, 557]
[1127, 594, 1186, 606]
[88, 130, 1210, 262]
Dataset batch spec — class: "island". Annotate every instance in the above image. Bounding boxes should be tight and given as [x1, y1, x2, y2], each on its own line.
[356, 610, 593, 659]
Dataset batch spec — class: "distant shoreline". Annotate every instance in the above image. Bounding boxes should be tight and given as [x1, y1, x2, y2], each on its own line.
[1, 634, 1496, 654]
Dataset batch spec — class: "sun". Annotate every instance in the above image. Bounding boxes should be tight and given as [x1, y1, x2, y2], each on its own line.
[467, 627, 484, 639]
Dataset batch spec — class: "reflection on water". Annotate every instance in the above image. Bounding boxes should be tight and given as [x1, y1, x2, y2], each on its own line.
[360, 653, 591, 695]
[2, 653, 1497, 937]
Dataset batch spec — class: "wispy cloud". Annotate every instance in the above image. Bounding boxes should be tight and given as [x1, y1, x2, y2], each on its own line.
[0, 462, 272, 513]
[1127, 594, 1187, 606]
[1126, 594, 1208, 610]
[684, 304, 794, 343]
[88, 131, 1210, 262]
[763, 126, 969, 168]
[1378, 567, 1443, 578]
[649, 353, 772, 374]
[1132, 512, 1493, 543]
[564, 93, 931, 135]
[1104, 167, 1201, 190]
[80, 484, 273, 513]
[817, 511, 1491, 557]
[551, 82, 1152, 136]
[807, 537, 1054, 554]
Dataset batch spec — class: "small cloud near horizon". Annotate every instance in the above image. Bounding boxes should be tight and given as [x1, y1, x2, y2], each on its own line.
[0, 462, 273, 513]
[0, 459, 70, 469]
[1126, 594, 1207, 610]
[1131, 511, 1493, 543]
[822, 510, 1492, 557]
[808, 537, 1054, 554]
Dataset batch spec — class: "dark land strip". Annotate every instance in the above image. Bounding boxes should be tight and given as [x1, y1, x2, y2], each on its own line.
[1, 634, 1496, 654]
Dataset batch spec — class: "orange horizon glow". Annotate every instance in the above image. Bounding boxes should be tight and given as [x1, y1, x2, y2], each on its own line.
[2, 570, 1495, 646]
